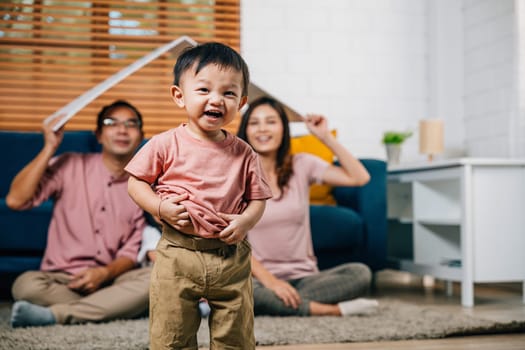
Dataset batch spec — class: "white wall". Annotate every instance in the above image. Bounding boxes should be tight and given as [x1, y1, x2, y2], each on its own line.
[463, 0, 520, 157]
[241, 0, 429, 161]
[427, 0, 464, 158]
[518, 0, 525, 157]
[241, 0, 524, 161]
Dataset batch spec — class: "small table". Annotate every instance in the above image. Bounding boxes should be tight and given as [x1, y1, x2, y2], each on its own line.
[387, 158, 525, 307]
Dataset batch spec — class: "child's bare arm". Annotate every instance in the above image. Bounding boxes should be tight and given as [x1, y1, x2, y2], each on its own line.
[218, 199, 266, 245]
[127, 175, 160, 216]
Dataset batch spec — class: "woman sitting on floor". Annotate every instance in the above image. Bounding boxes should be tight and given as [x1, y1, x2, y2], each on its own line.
[237, 96, 378, 316]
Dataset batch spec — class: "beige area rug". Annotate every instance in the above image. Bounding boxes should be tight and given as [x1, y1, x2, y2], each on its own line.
[0, 299, 524, 349]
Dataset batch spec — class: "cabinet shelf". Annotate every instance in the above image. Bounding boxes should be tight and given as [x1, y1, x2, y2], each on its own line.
[388, 217, 413, 224]
[416, 218, 461, 226]
[387, 158, 525, 307]
[387, 258, 463, 281]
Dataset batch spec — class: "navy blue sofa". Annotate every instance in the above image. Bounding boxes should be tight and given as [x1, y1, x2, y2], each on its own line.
[0, 130, 387, 298]
[310, 159, 387, 272]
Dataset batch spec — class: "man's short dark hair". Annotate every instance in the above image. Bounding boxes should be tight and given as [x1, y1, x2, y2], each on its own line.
[96, 100, 143, 133]
[173, 42, 250, 96]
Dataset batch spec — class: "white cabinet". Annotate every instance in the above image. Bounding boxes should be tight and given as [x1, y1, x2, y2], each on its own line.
[387, 158, 525, 307]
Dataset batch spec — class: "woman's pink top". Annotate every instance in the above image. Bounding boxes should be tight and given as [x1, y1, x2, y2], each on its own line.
[247, 153, 329, 280]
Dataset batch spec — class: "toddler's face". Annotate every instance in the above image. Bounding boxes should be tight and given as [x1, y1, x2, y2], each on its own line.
[171, 63, 247, 141]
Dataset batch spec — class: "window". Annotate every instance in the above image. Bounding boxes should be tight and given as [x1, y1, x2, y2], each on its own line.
[0, 0, 240, 136]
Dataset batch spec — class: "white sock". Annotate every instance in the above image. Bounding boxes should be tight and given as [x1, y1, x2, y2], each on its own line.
[11, 300, 56, 328]
[338, 298, 378, 316]
[198, 300, 211, 318]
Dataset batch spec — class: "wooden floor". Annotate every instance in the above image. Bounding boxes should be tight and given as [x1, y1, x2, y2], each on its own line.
[264, 334, 525, 350]
[256, 269, 525, 350]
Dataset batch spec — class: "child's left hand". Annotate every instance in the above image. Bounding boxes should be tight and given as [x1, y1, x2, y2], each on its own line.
[217, 212, 251, 245]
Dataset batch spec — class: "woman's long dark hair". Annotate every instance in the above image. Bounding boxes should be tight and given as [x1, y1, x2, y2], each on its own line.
[237, 96, 294, 199]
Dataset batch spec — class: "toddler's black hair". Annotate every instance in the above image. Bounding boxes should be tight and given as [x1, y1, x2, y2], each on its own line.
[173, 42, 250, 96]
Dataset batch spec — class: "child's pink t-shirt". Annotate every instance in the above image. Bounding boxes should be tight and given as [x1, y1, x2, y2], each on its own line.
[125, 124, 272, 237]
[247, 153, 329, 280]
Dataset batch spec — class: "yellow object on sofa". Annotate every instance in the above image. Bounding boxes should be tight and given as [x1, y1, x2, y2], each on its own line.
[290, 130, 337, 205]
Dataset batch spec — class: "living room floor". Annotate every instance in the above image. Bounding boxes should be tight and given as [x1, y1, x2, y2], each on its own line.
[256, 269, 525, 350]
[2, 269, 523, 349]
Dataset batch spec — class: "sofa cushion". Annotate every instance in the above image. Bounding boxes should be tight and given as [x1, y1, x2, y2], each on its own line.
[0, 257, 42, 274]
[309, 204, 363, 252]
[0, 199, 50, 251]
[290, 130, 337, 205]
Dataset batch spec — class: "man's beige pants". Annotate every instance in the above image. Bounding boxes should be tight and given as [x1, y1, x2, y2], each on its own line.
[11, 266, 151, 324]
[150, 227, 255, 350]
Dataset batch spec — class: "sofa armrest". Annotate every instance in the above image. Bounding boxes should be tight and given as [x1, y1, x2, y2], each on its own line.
[332, 158, 387, 271]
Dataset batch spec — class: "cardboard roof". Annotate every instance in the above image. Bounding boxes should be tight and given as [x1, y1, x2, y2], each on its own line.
[45, 36, 302, 131]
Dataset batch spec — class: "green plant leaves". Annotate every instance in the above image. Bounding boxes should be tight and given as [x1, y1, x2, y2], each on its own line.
[382, 131, 413, 144]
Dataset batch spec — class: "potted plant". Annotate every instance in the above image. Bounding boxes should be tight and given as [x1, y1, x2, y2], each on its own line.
[382, 131, 412, 165]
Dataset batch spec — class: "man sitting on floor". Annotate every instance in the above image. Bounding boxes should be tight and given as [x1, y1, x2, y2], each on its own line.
[6, 100, 150, 327]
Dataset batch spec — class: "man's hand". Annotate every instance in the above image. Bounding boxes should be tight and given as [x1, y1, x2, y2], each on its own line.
[67, 267, 110, 294]
[5, 113, 67, 210]
[42, 113, 65, 152]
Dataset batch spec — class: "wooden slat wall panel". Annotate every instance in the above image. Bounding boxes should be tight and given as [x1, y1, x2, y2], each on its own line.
[0, 0, 241, 137]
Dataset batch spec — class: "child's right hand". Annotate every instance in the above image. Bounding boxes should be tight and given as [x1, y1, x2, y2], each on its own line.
[159, 193, 194, 234]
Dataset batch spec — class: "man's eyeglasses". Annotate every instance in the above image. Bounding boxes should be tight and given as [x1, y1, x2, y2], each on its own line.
[102, 118, 141, 129]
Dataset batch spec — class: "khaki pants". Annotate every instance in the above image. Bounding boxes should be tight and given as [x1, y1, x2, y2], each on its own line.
[11, 267, 151, 324]
[150, 227, 255, 350]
